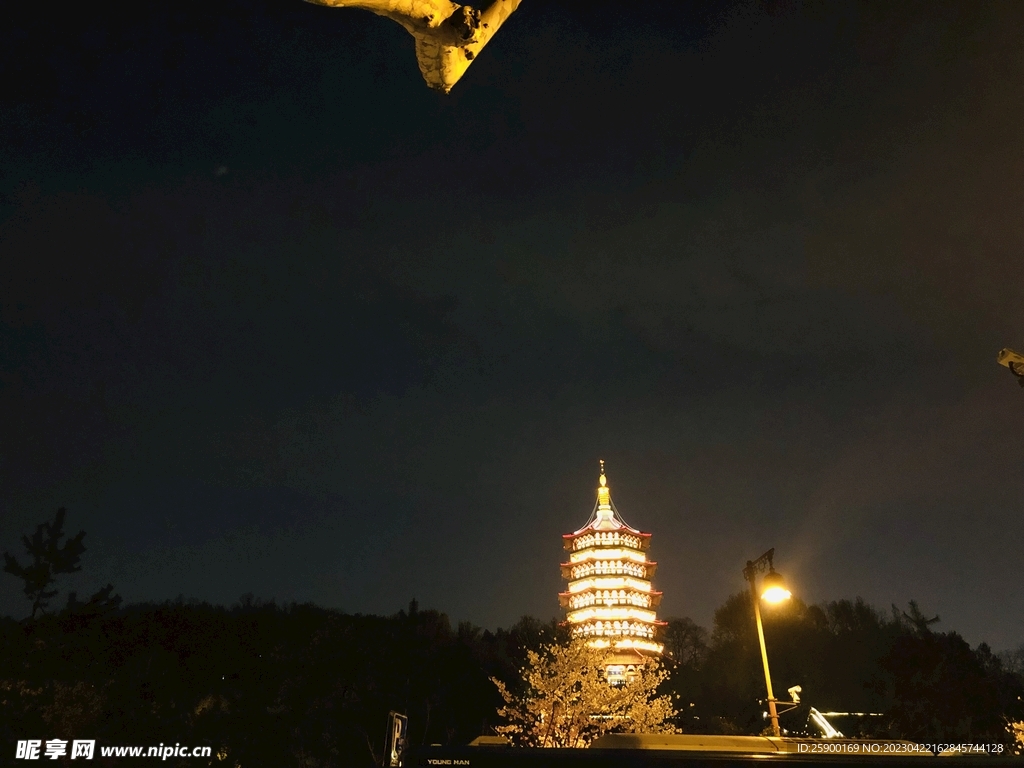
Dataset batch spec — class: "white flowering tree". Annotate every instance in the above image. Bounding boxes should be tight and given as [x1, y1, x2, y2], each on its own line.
[491, 638, 678, 748]
[1010, 720, 1024, 755]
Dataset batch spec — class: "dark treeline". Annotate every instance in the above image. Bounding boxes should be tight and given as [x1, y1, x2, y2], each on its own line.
[1, 594, 1022, 766]
[664, 594, 1024, 744]
[1, 510, 1022, 765]
[0, 596, 564, 766]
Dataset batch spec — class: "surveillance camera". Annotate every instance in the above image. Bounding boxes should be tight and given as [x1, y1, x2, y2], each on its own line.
[997, 348, 1024, 386]
[997, 348, 1024, 368]
[788, 685, 802, 703]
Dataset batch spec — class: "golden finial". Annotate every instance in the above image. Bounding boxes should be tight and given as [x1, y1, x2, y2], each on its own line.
[597, 459, 611, 508]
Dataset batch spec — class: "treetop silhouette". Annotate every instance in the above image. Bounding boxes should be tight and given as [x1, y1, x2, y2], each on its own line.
[4, 507, 86, 619]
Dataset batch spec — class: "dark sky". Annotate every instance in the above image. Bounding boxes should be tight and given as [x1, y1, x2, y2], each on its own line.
[2, 0, 1023, 650]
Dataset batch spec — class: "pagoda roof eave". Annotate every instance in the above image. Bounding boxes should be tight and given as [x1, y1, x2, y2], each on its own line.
[561, 561, 658, 570]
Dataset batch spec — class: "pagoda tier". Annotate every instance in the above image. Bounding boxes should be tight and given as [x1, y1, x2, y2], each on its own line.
[560, 463, 665, 657]
[563, 530, 651, 552]
[558, 589, 663, 610]
[560, 560, 658, 581]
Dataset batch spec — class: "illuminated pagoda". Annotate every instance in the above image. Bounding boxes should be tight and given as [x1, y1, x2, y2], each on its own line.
[559, 462, 665, 679]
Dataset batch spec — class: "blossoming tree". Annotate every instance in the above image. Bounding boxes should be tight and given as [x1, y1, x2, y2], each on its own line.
[491, 638, 678, 748]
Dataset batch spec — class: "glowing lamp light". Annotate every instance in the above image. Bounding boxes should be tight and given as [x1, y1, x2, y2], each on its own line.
[760, 570, 791, 604]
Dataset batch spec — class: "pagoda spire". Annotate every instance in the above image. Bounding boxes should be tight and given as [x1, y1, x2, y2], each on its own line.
[597, 459, 611, 509]
[592, 459, 620, 529]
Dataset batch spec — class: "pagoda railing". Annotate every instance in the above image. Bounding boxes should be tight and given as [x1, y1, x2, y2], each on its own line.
[568, 591, 652, 609]
[573, 621, 657, 639]
[572, 532, 641, 551]
[570, 561, 647, 579]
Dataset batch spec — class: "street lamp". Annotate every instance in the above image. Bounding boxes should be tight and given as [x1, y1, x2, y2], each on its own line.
[743, 548, 792, 737]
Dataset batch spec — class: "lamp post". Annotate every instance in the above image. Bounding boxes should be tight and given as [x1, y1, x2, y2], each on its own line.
[743, 548, 792, 738]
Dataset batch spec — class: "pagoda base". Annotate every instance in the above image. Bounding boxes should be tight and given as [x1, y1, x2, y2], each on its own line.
[601, 647, 650, 686]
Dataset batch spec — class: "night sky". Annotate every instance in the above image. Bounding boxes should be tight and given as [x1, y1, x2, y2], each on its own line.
[2, 0, 1023, 651]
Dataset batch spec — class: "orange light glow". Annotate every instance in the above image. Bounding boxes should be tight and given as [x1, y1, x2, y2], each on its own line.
[761, 585, 791, 604]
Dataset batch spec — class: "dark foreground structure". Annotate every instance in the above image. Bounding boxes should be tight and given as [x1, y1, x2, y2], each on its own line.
[411, 735, 1023, 768]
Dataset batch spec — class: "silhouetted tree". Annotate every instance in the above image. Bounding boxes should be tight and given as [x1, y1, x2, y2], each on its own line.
[895, 600, 941, 635]
[3, 508, 86, 618]
[882, 603, 1024, 744]
[660, 617, 710, 732]
[663, 617, 709, 668]
[999, 643, 1024, 676]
